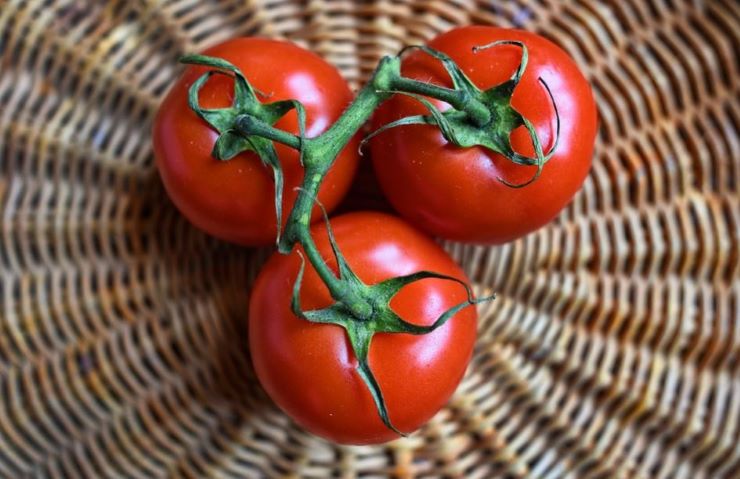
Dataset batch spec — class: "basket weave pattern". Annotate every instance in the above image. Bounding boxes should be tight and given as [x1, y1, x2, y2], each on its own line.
[1, 0, 739, 477]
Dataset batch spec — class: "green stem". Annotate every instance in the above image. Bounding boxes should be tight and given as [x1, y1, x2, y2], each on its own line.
[279, 54, 494, 314]
[236, 55, 400, 166]
[235, 115, 301, 149]
[276, 59, 406, 316]
[281, 56, 400, 249]
[289, 170, 373, 319]
[308, 56, 399, 165]
[389, 77, 491, 126]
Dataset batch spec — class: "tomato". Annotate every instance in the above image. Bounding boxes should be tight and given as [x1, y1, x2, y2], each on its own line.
[153, 38, 359, 246]
[370, 26, 597, 244]
[248, 212, 477, 444]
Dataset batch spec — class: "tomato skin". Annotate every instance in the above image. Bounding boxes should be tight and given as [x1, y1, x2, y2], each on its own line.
[370, 26, 597, 244]
[248, 212, 477, 444]
[153, 38, 359, 246]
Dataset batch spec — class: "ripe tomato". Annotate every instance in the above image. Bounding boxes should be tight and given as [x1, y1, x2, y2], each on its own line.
[248, 212, 477, 444]
[370, 26, 597, 244]
[153, 38, 359, 246]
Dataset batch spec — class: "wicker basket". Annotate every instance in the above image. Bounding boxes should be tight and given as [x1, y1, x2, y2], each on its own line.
[1, 0, 738, 477]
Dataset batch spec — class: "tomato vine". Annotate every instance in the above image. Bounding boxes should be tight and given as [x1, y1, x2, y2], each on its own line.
[180, 40, 558, 435]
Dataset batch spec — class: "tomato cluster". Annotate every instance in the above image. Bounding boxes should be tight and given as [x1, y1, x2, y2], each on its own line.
[153, 27, 596, 444]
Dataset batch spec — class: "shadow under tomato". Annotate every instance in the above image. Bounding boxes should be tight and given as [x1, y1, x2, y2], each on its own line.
[333, 153, 393, 215]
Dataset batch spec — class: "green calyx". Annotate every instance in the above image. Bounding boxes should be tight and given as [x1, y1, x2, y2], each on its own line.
[181, 54, 307, 245]
[364, 41, 560, 187]
[290, 208, 494, 436]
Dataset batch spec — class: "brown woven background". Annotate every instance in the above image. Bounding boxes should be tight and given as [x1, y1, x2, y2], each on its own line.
[1, 0, 739, 477]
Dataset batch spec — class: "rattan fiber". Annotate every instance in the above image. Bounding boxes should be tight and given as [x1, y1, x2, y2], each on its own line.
[1, 0, 739, 477]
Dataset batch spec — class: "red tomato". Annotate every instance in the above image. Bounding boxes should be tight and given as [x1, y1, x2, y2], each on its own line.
[370, 26, 597, 244]
[248, 212, 477, 444]
[153, 38, 359, 246]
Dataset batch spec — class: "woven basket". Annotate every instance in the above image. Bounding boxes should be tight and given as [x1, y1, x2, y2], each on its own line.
[1, 0, 739, 477]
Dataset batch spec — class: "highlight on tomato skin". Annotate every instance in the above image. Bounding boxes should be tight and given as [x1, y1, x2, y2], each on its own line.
[248, 212, 478, 445]
[370, 26, 598, 245]
[152, 37, 360, 246]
